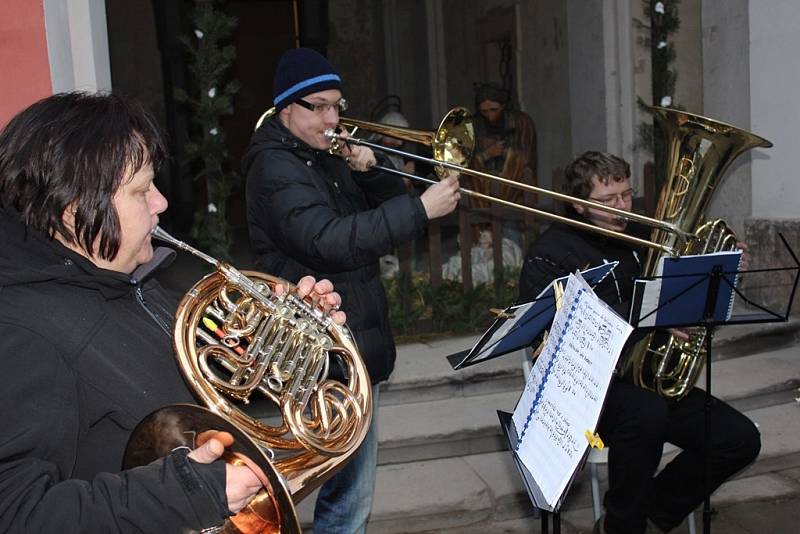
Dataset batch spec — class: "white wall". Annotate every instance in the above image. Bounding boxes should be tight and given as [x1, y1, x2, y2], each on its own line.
[602, 0, 636, 173]
[43, 0, 111, 93]
[566, 0, 639, 186]
[701, 0, 753, 232]
[749, 0, 800, 219]
[566, 0, 607, 155]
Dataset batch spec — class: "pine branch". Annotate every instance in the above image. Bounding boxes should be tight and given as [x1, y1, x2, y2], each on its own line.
[177, 0, 241, 260]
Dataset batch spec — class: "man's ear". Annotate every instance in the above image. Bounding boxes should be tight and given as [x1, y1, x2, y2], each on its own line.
[572, 202, 585, 215]
[279, 105, 291, 123]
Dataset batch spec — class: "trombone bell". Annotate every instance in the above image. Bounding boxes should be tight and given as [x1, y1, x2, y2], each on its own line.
[339, 107, 475, 178]
[430, 107, 474, 177]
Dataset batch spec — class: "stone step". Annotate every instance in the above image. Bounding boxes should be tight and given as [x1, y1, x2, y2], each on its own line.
[290, 394, 800, 532]
[360, 400, 800, 534]
[711, 317, 800, 360]
[706, 344, 800, 404]
[375, 342, 799, 467]
[378, 390, 518, 465]
[381, 319, 799, 409]
[297, 321, 800, 531]
[381, 334, 524, 406]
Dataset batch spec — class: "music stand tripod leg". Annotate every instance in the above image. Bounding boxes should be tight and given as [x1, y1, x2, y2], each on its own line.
[703, 322, 714, 534]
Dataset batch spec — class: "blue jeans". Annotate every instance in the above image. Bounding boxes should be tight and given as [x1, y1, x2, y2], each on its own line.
[312, 384, 380, 534]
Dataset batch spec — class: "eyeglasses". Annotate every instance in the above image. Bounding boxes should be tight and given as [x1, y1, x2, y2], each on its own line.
[589, 188, 636, 206]
[295, 98, 348, 115]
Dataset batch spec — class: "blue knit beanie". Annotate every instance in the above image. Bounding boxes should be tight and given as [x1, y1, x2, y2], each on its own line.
[273, 48, 342, 111]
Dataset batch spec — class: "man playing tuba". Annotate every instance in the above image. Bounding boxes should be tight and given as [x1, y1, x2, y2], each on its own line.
[518, 151, 761, 534]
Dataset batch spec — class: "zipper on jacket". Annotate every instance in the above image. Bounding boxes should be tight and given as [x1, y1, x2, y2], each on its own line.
[133, 282, 172, 335]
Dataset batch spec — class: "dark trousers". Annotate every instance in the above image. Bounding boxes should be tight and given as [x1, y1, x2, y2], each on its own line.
[597, 380, 761, 534]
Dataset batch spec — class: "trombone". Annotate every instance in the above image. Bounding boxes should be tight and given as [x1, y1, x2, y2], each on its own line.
[255, 106, 689, 255]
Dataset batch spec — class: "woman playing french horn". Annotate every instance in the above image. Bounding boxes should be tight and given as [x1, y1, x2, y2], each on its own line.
[0, 91, 344, 533]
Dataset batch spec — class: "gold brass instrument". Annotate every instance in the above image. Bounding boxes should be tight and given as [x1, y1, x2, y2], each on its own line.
[327, 111, 692, 255]
[124, 404, 301, 533]
[125, 227, 372, 533]
[629, 106, 772, 399]
[256, 106, 475, 177]
[337, 107, 475, 178]
[255, 104, 688, 254]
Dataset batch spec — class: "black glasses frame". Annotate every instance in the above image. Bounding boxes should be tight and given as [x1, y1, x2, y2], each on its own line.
[589, 188, 637, 206]
[295, 98, 348, 114]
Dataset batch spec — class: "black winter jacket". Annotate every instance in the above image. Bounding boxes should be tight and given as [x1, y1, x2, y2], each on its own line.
[0, 208, 228, 533]
[518, 219, 648, 315]
[518, 219, 653, 370]
[243, 117, 429, 383]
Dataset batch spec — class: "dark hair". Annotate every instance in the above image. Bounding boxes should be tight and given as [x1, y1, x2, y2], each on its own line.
[562, 150, 630, 200]
[473, 82, 509, 108]
[0, 91, 166, 261]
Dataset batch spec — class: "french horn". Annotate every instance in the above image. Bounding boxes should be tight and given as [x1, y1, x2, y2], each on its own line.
[124, 227, 373, 533]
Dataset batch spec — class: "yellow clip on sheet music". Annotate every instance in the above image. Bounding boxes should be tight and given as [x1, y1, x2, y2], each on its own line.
[585, 430, 604, 449]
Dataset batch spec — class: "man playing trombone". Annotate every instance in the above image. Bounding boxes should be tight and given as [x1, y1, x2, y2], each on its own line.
[243, 47, 461, 533]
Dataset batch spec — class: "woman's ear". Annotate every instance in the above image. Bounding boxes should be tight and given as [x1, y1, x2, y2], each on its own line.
[55, 202, 85, 252]
[61, 202, 78, 232]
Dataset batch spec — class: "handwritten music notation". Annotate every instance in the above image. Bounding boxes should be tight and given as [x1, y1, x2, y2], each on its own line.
[511, 272, 633, 510]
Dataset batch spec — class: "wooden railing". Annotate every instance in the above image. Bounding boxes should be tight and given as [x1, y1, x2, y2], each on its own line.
[386, 163, 658, 336]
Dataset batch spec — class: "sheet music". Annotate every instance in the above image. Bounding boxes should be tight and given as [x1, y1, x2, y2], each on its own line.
[511, 272, 633, 509]
[450, 262, 619, 369]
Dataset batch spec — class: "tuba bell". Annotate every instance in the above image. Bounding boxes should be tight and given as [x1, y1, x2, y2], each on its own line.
[124, 227, 372, 533]
[628, 107, 772, 399]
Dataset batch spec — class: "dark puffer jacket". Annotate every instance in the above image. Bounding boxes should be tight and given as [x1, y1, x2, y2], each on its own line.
[517, 218, 653, 368]
[518, 219, 648, 313]
[243, 117, 429, 383]
[0, 208, 228, 533]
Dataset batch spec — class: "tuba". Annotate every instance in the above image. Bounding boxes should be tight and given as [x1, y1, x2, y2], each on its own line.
[629, 107, 772, 399]
[124, 227, 372, 533]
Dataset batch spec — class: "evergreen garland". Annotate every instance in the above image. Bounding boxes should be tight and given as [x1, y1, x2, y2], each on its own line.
[634, 1, 681, 188]
[175, 0, 241, 260]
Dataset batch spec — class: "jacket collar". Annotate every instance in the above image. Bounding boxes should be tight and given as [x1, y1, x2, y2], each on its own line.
[0, 207, 174, 300]
[263, 116, 329, 163]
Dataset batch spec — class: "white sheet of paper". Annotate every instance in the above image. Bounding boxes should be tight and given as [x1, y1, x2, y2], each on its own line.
[511, 272, 633, 508]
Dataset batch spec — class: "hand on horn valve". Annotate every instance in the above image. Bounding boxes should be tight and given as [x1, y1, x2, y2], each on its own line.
[275, 276, 347, 325]
[189, 430, 264, 513]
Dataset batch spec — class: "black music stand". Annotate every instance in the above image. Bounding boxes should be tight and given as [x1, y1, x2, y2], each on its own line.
[498, 410, 564, 534]
[495, 271, 632, 534]
[447, 262, 619, 370]
[629, 233, 800, 534]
